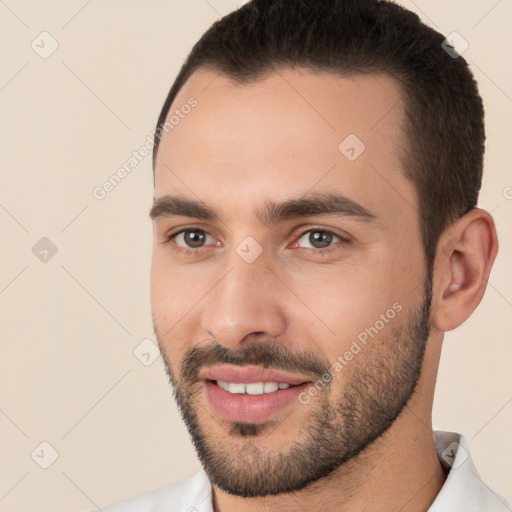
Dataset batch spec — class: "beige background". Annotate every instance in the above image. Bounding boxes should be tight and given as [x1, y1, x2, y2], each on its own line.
[1, 1, 511, 511]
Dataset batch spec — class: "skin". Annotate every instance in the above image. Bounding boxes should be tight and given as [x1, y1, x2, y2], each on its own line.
[150, 68, 498, 512]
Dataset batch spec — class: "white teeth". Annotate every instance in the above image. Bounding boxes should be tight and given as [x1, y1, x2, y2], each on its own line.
[264, 382, 279, 393]
[246, 382, 264, 395]
[216, 380, 294, 395]
[217, 380, 229, 391]
[228, 382, 245, 394]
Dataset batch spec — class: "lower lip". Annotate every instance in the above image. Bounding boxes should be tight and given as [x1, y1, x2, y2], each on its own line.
[204, 380, 310, 423]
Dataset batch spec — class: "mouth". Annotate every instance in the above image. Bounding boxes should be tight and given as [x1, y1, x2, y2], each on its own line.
[200, 365, 314, 424]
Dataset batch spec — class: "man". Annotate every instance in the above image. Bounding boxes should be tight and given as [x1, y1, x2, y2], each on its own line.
[100, 0, 510, 510]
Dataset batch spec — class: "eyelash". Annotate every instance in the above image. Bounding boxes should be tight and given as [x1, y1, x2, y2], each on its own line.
[163, 227, 350, 258]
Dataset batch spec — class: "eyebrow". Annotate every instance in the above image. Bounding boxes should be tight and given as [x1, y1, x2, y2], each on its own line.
[149, 193, 377, 225]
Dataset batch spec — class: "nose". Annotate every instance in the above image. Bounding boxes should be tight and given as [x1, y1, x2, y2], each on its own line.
[200, 251, 287, 349]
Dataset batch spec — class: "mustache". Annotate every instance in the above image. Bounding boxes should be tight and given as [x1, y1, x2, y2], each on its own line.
[180, 340, 331, 385]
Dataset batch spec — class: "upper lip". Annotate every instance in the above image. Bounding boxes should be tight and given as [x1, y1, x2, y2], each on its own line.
[200, 365, 313, 385]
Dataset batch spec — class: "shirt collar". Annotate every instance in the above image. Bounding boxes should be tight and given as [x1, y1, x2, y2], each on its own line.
[428, 430, 511, 511]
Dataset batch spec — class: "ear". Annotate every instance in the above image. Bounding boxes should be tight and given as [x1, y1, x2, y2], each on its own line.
[431, 208, 499, 332]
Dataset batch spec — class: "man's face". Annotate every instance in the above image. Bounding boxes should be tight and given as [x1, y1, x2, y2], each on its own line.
[151, 68, 432, 496]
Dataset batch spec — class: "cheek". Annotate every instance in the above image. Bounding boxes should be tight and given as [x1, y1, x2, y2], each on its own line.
[150, 251, 170, 320]
[285, 259, 410, 356]
[150, 250, 190, 330]
[150, 245, 189, 293]
[150, 249, 213, 339]
[150, 263, 192, 377]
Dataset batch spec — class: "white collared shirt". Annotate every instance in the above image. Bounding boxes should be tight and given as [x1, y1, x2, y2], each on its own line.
[98, 431, 511, 511]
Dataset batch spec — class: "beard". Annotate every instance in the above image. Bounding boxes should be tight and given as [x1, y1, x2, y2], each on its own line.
[154, 276, 432, 498]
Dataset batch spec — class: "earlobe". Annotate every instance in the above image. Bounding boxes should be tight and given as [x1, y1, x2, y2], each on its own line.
[432, 209, 498, 332]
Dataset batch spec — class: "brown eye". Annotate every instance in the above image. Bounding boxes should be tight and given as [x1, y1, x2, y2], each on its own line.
[174, 229, 213, 249]
[296, 230, 341, 249]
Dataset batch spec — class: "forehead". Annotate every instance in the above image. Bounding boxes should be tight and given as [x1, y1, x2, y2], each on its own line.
[154, 67, 417, 229]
